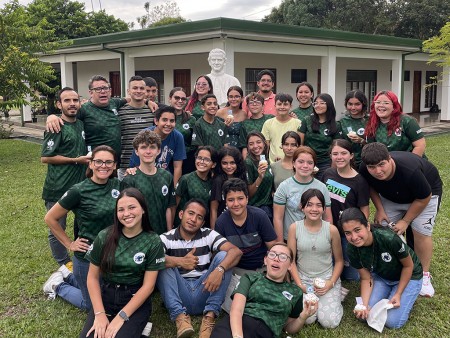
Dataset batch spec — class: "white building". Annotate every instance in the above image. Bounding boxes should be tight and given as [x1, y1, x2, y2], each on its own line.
[40, 17, 450, 124]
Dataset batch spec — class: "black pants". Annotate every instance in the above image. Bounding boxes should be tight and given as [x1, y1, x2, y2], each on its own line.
[211, 314, 274, 338]
[80, 283, 151, 338]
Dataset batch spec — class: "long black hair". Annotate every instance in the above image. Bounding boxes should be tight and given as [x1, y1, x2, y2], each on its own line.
[312, 93, 338, 136]
[100, 188, 152, 273]
[214, 146, 247, 181]
[169, 87, 190, 123]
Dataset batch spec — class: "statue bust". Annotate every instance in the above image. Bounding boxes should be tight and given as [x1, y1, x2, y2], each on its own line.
[206, 48, 241, 106]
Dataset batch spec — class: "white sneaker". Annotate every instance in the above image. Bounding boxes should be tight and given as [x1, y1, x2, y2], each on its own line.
[43, 271, 64, 300]
[58, 264, 72, 279]
[420, 271, 435, 297]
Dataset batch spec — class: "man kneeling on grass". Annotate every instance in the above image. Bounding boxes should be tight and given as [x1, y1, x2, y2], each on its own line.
[157, 198, 242, 338]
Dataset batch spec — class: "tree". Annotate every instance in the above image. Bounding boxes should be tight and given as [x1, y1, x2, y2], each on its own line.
[0, 1, 61, 111]
[423, 20, 450, 70]
[26, 0, 129, 41]
[136, 1, 186, 29]
[263, 0, 450, 39]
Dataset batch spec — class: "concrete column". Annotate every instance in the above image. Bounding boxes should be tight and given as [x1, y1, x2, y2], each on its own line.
[123, 51, 135, 96]
[441, 66, 450, 121]
[391, 57, 402, 101]
[22, 83, 32, 123]
[223, 39, 236, 76]
[321, 46, 337, 100]
[60, 55, 74, 88]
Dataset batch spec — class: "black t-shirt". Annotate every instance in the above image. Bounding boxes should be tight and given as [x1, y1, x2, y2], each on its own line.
[359, 151, 442, 203]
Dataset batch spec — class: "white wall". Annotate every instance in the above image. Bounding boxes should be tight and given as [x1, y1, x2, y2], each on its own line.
[76, 59, 120, 98]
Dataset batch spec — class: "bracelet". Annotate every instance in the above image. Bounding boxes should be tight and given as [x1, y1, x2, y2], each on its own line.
[216, 265, 225, 273]
[232, 335, 243, 338]
[68, 241, 74, 251]
[94, 311, 105, 316]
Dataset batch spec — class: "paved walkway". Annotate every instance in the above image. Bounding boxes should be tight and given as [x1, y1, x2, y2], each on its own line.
[3, 119, 450, 145]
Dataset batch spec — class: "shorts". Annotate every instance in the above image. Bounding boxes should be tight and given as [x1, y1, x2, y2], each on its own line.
[380, 195, 440, 236]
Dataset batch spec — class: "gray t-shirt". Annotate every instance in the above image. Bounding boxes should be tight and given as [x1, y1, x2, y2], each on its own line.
[274, 177, 331, 240]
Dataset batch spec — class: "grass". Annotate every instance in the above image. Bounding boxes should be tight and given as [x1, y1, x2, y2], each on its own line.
[0, 136, 449, 337]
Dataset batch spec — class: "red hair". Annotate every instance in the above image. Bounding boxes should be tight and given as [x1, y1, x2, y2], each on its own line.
[365, 90, 403, 138]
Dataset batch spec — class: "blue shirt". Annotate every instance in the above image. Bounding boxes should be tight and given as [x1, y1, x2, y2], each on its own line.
[129, 126, 186, 174]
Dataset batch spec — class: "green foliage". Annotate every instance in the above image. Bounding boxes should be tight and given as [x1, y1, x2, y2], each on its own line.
[136, 1, 186, 29]
[0, 118, 14, 139]
[263, 0, 450, 40]
[0, 135, 449, 336]
[26, 0, 129, 40]
[0, 0, 61, 110]
[423, 20, 450, 69]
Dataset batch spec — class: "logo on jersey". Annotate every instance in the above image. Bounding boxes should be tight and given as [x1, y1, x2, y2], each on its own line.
[46, 139, 55, 150]
[61, 191, 68, 199]
[192, 133, 197, 141]
[218, 129, 224, 136]
[156, 257, 165, 264]
[357, 128, 365, 136]
[133, 252, 145, 264]
[175, 182, 179, 190]
[86, 243, 94, 255]
[416, 129, 423, 134]
[112, 109, 118, 116]
[398, 244, 405, 253]
[282, 291, 293, 301]
[323, 129, 329, 136]
[182, 123, 190, 130]
[82, 131, 85, 139]
[111, 189, 120, 198]
[381, 252, 392, 262]
[162, 185, 168, 196]
[394, 128, 402, 137]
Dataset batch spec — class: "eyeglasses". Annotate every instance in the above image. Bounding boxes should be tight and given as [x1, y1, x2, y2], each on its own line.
[267, 251, 291, 262]
[90, 86, 111, 93]
[195, 156, 212, 163]
[228, 95, 241, 100]
[313, 101, 326, 107]
[173, 96, 187, 102]
[374, 101, 392, 105]
[248, 100, 262, 106]
[196, 82, 209, 87]
[92, 159, 115, 168]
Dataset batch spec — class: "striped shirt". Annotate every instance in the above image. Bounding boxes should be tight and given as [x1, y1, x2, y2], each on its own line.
[160, 227, 227, 278]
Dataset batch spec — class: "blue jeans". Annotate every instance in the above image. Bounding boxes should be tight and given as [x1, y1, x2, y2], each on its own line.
[341, 236, 360, 281]
[56, 256, 91, 311]
[369, 274, 422, 329]
[45, 201, 71, 266]
[156, 251, 232, 320]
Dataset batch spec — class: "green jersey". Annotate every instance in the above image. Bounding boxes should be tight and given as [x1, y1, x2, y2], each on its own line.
[233, 273, 303, 337]
[238, 115, 274, 148]
[339, 114, 368, 166]
[175, 171, 212, 226]
[86, 226, 165, 285]
[191, 117, 228, 151]
[368, 115, 423, 153]
[299, 116, 342, 164]
[121, 169, 176, 235]
[78, 98, 127, 157]
[245, 157, 274, 207]
[58, 178, 121, 260]
[191, 101, 204, 120]
[175, 114, 197, 153]
[292, 105, 313, 120]
[347, 227, 422, 281]
[41, 120, 87, 202]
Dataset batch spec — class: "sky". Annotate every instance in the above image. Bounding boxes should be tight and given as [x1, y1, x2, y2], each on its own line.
[1, 0, 283, 25]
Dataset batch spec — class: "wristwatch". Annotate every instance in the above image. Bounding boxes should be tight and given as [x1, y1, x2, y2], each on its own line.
[118, 309, 129, 321]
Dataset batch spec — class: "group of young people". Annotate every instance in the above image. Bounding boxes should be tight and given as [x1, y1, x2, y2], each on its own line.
[40, 70, 442, 338]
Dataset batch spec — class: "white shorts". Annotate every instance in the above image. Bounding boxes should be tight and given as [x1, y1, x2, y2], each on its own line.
[380, 195, 440, 236]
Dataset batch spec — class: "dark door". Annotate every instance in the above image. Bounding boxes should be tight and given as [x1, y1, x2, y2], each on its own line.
[413, 71, 421, 113]
[174, 69, 191, 97]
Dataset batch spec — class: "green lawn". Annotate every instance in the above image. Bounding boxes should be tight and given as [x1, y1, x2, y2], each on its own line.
[0, 136, 449, 337]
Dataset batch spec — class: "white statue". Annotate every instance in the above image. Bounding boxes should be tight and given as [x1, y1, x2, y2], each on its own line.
[206, 48, 241, 106]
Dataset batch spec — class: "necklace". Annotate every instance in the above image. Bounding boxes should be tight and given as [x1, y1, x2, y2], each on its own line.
[357, 240, 375, 273]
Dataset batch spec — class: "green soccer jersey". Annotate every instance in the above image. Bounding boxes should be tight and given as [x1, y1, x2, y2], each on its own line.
[120, 169, 176, 235]
[191, 101, 204, 120]
[58, 178, 121, 260]
[368, 115, 423, 153]
[191, 117, 228, 151]
[292, 105, 313, 120]
[238, 115, 274, 148]
[175, 114, 197, 153]
[78, 98, 127, 157]
[233, 273, 303, 337]
[299, 116, 343, 164]
[245, 157, 274, 207]
[339, 114, 368, 166]
[174, 171, 212, 226]
[347, 227, 422, 281]
[86, 226, 166, 285]
[42, 120, 87, 202]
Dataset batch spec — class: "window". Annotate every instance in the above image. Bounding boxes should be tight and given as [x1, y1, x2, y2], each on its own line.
[291, 69, 307, 83]
[245, 68, 277, 95]
[425, 71, 438, 108]
[346, 70, 377, 105]
[136, 70, 165, 103]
